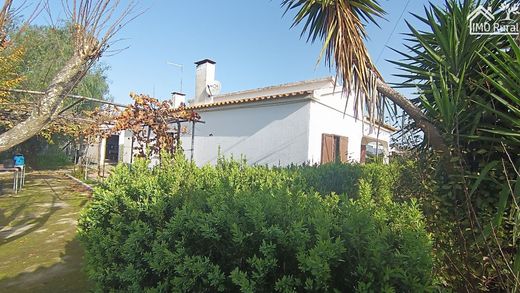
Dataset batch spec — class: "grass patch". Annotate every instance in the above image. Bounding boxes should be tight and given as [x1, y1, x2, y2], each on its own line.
[0, 172, 91, 292]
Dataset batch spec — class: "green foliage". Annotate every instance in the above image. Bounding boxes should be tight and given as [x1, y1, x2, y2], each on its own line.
[288, 162, 404, 201]
[281, 0, 385, 122]
[78, 155, 433, 292]
[392, 0, 504, 141]
[4, 24, 111, 158]
[0, 137, 72, 170]
[476, 36, 520, 150]
[393, 0, 520, 290]
[32, 144, 72, 170]
[12, 25, 110, 109]
[287, 163, 363, 197]
[474, 36, 520, 291]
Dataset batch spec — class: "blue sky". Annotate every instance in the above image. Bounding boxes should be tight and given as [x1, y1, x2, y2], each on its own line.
[33, 0, 443, 104]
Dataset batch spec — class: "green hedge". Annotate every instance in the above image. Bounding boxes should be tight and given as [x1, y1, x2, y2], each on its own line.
[288, 162, 402, 200]
[78, 155, 433, 292]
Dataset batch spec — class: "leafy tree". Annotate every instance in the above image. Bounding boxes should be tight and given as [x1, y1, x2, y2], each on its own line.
[0, 24, 112, 167]
[0, 0, 135, 153]
[13, 25, 110, 106]
[0, 47, 23, 102]
[0, 25, 111, 142]
[0, 0, 22, 103]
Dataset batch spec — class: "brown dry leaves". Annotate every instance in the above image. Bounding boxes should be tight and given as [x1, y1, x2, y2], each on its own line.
[85, 93, 200, 156]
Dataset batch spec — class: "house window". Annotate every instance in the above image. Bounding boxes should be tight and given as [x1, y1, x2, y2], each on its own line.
[321, 134, 348, 164]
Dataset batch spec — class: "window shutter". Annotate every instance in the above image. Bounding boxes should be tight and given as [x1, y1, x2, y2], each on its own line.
[339, 136, 348, 163]
[321, 134, 335, 164]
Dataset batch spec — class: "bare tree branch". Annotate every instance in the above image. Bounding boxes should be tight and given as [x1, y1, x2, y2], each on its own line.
[0, 0, 14, 45]
[376, 80, 448, 153]
[0, 0, 137, 153]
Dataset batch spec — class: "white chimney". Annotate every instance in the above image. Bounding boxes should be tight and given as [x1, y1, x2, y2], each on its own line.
[171, 92, 186, 108]
[194, 59, 216, 105]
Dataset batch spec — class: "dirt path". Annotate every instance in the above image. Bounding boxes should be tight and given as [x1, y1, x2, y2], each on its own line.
[0, 171, 91, 292]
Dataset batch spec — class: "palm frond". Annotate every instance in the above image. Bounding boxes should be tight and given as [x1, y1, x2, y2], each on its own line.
[282, 0, 384, 120]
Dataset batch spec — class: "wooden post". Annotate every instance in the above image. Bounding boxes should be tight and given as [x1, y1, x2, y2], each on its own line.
[190, 120, 195, 162]
[84, 138, 90, 181]
[130, 135, 135, 164]
[176, 121, 181, 153]
[13, 170, 17, 193]
[98, 137, 107, 177]
[84, 156, 89, 181]
[360, 144, 367, 164]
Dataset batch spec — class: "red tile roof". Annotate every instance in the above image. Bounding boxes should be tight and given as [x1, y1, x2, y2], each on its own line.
[184, 90, 313, 110]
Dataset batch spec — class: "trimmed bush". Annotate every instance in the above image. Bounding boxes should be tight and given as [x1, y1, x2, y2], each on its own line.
[78, 154, 433, 292]
[288, 162, 403, 201]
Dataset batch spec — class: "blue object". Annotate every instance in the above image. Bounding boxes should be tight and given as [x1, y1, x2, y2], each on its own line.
[13, 154, 24, 166]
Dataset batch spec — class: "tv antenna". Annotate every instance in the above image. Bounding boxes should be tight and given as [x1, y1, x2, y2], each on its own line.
[167, 61, 183, 93]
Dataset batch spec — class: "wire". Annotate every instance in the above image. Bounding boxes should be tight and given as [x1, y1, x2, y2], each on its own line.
[375, 0, 412, 65]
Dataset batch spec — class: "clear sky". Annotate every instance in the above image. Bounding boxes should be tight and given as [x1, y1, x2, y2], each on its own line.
[32, 0, 444, 105]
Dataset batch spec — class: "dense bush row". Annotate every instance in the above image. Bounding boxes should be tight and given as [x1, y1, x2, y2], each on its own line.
[78, 154, 433, 292]
[288, 162, 402, 200]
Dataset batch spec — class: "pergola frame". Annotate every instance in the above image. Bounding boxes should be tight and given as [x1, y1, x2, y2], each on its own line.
[2, 88, 205, 170]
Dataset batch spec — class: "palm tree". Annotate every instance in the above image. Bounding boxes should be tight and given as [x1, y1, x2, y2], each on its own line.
[281, 0, 447, 153]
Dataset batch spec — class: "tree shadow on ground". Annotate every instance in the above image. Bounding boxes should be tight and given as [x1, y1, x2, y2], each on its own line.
[0, 194, 31, 226]
[0, 237, 91, 292]
[0, 174, 63, 246]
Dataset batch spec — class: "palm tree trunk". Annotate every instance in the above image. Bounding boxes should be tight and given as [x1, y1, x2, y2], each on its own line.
[0, 51, 90, 153]
[376, 79, 448, 153]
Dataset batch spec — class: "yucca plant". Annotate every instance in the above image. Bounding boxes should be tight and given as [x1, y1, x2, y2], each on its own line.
[282, 0, 520, 290]
[477, 36, 520, 290]
[476, 36, 520, 148]
[392, 0, 520, 290]
[391, 0, 506, 142]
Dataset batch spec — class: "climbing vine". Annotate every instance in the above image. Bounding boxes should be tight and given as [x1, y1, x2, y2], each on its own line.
[85, 93, 200, 157]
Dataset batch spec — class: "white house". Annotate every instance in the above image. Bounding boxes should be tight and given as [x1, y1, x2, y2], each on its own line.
[174, 59, 395, 166]
[87, 59, 395, 168]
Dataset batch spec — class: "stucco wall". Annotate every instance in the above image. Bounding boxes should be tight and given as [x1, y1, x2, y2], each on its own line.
[181, 100, 311, 166]
[84, 140, 100, 162]
[308, 91, 392, 163]
[118, 79, 393, 166]
[119, 130, 134, 164]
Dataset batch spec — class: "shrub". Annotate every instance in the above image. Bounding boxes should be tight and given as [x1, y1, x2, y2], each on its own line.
[287, 163, 362, 197]
[78, 154, 433, 292]
[32, 144, 72, 170]
[288, 162, 403, 201]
